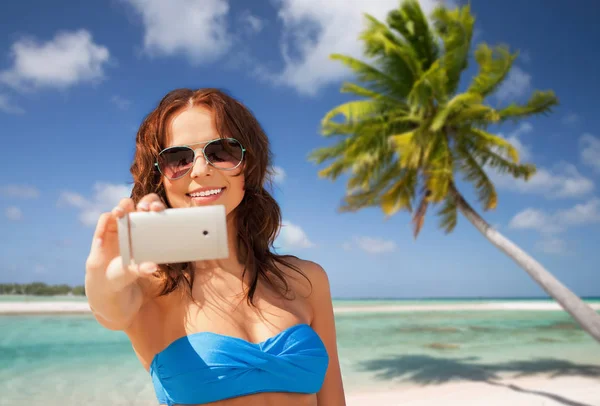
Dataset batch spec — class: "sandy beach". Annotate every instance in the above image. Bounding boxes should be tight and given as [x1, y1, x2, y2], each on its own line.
[345, 375, 600, 405]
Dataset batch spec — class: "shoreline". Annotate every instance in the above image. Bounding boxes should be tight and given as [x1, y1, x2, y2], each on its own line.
[344, 374, 600, 406]
[1, 300, 599, 315]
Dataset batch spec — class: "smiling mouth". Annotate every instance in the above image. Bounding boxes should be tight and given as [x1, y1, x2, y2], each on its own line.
[186, 187, 225, 198]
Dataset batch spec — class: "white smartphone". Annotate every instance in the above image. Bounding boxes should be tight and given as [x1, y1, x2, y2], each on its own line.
[117, 205, 229, 268]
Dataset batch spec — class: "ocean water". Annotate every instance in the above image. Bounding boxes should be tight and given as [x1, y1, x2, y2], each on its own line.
[0, 295, 89, 302]
[1, 300, 600, 405]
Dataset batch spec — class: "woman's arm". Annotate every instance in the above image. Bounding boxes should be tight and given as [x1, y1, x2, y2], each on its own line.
[304, 261, 346, 406]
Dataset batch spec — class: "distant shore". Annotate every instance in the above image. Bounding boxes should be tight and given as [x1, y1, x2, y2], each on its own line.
[1, 300, 599, 315]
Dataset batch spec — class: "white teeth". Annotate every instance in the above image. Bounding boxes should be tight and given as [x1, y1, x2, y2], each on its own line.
[189, 188, 222, 197]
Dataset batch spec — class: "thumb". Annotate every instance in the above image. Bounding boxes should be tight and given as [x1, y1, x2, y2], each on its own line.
[90, 213, 112, 248]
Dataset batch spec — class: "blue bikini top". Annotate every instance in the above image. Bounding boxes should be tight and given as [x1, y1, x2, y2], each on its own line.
[149, 323, 329, 405]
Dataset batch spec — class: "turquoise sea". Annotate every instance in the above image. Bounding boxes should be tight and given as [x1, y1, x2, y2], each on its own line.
[1, 297, 600, 405]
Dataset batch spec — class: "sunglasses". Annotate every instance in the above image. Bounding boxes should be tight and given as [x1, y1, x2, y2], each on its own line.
[155, 138, 246, 180]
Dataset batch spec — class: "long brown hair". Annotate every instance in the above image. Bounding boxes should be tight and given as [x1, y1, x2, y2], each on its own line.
[129, 88, 308, 306]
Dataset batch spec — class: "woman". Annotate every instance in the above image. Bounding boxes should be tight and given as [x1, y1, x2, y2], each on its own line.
[84, 88, 346, 406]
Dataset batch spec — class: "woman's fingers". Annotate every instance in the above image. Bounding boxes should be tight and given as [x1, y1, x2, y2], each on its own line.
[113, 198, 135, 218]
[112, 195, 165, 217]
[137, 193, 164, 212]
[150, 200, 165, 211]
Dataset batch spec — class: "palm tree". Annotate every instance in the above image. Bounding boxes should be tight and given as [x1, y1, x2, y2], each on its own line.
[309, 0, 600, 342]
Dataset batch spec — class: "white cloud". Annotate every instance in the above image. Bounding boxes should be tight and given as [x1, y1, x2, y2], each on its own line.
[240, 10, 265, 34]
[0, 94, 24, 114]
[508, 208, 560, 234]
[5, 206, 22, 221]
[509, 198, 600, 235]
[122, 0, 231, 64]
[509, 198, 600, 256]
[356, 236, 396, 254]
[116, 0, 449, 96]
[111, 95, 131, 110]
[580, 133, 600, 173]
[267, 0, 445, 96]
[58, 182, 132, 226]
[491, 125, 593, 199]
[276, 220, 314, 249]
[492, 162, 594, 199]
[0, 184, 40, 199]
[557, 198, 600, 226]
[495, 66, 531, 102]
[0, 30, 110, 91]
[343, 236, 397, 254]
[271, 166, 286, 184]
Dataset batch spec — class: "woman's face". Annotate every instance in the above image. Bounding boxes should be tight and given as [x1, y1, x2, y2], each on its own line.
[161, 106, 245, 216]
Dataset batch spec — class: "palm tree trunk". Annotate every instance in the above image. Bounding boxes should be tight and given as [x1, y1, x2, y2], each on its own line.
[450, 187, 600, 344]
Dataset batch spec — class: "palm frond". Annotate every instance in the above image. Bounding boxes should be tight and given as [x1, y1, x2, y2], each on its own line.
[386, 0, 440, 70]
[497, 90, 559, 122]
[476, 147, 536, 180]
[330, 54, 412, 99]
[437, 195, 458, 233]
[407, 59, 449, 109]
[308, 137, 353, 165]
[340, 82, 406, 105]
[431, 4, 475, 95]
[322, 100, 385, 125]
[448, 103, 499, 127]
[458, 134, 536, 181]
[423, 134, 453, 203]
[468, 128, 520, 163]
[360, 13, 422, 82]
[341, 160, 405, 212]
[468, 43, 516, 97]
[389, 131, 427, 170]
[455, 143, 498, 210]
[348, 151, 395, 191]
[316, 158, 351, 181]
[323, 116, 392, 138]
[431, 92, 483, 131]
[380, 169, 418, 215]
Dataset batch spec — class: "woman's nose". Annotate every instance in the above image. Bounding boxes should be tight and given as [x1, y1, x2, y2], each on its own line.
[190, 150, 212, 178]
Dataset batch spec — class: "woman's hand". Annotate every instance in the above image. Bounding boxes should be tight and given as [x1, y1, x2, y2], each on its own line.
[84, 193, 166, 328]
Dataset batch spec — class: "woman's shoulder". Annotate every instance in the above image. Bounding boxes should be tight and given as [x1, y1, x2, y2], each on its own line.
[281, 256, 327, 280]
[275, 255, 331, 301]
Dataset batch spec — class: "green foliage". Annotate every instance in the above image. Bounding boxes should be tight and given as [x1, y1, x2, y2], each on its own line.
[0, 282, 86, 296]
[309, 0, 558, 237]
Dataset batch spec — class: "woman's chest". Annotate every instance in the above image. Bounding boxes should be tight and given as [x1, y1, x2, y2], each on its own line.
[128, 280, 313, 369]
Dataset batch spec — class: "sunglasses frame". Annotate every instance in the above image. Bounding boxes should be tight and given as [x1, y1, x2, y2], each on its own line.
[155, 137, 246, 180]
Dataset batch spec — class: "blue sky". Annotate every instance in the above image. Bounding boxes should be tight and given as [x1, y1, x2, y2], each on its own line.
[0, 0, 599, 298]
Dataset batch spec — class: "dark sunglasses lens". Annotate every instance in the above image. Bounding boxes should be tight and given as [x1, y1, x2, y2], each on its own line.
[204, 139, 244, 169]
[158, 147, 194, 179]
